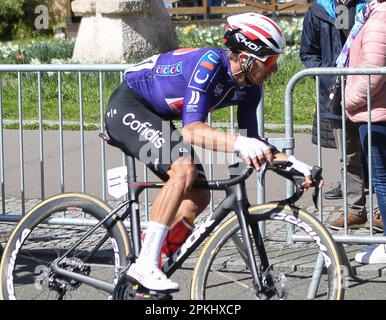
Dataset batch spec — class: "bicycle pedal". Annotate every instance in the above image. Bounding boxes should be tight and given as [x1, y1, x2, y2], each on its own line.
[136, 287, 174, 300]
[115, 282, 174, 300]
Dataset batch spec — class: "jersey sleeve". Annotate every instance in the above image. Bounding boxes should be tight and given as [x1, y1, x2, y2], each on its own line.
[237, 85, 262, 138]
[182, 50, 223, 127]
[182, 88, 211, 126]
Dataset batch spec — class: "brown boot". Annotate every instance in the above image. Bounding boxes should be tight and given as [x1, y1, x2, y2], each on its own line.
[365, 209, 384, 233]
[327, 213, 367, 231]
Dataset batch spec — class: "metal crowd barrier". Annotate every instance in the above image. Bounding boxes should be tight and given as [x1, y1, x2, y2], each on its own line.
[285, 66, 386, 245]
[285, 66, 386, 299]
[0, 64, 284, 224]
[0, 65, 128, 222]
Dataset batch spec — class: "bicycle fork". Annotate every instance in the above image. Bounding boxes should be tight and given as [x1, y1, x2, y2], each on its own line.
[233, 200, 267, 299]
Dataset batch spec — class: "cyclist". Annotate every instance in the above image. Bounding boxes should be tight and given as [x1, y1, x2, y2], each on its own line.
[105, 12, 320, 291]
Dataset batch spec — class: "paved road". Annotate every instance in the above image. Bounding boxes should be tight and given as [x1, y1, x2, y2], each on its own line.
[0, 129, 385, 300]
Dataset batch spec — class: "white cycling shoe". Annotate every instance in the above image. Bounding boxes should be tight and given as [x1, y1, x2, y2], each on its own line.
[127, 262, 179, 292]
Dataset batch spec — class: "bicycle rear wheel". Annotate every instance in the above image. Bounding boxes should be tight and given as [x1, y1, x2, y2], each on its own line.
[0, 193, 130, 300]
[191, 203, 344, 300]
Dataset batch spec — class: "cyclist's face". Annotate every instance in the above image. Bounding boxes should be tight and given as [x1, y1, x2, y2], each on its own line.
[247, 58, 278, 85]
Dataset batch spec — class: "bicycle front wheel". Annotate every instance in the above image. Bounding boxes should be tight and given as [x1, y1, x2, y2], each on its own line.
[191, 203, 344, 300]
[0, 193, 131, 300]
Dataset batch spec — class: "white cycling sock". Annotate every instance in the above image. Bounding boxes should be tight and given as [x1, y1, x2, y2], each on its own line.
[137, 221, 169, 268]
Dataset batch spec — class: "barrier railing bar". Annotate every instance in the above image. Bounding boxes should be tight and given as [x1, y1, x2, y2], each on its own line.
[340, 75, 349, 234]
[256, 89, 267, 238]
[207, 112, 214, 213]
[256, 91, 265, 205]
[78, 71, 85, 193]
[17, 72, 25, 215]
[37, 72, 45, 200]
[0, 65, 133, 72]
[99, 72, 107, 201]
[230, 105, 235, 164]
[367, 75, 374, 234]
[58, 71, 65, 193]
[315, 76, 323, 220]
[119, 72, 129, 204]
[292, 234, 386, 244]
[0, 74, 4, 214]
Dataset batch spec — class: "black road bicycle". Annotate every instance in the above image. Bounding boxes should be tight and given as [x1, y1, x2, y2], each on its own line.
[0, 135, 345, 300]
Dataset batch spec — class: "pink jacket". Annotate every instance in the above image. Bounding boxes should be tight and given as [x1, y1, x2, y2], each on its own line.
[345, 2, 386, 123]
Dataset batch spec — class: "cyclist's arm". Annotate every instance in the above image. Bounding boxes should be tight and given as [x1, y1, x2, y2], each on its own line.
[182, 120, 278, 155]
[182, 121, 274, 171]
[182, 122, 316, 188]
[182, 121, 236, 153]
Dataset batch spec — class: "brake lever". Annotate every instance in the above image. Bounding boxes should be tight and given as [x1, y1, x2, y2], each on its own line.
[311, 166, 323, 209]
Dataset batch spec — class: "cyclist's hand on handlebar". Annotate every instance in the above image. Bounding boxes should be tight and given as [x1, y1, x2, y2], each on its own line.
[287, 156, 324, 190]
[234, 136, 273, 171]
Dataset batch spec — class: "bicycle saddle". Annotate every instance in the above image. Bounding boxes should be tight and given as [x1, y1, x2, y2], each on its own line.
[99, 132, 112, 144]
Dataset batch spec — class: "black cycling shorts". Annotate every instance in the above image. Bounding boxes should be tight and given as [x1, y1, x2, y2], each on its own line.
[105, 82, 205, 181]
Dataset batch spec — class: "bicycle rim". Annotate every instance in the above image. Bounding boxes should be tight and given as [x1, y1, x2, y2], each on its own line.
[0, 193, 130, 300]
[191, 204, 344, 300]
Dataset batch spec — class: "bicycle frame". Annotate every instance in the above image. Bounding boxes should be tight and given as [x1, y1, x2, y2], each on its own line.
[50, 160, 267, 297]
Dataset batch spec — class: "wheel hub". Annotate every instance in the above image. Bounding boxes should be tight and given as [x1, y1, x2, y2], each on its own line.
[262, 270, 288, 300]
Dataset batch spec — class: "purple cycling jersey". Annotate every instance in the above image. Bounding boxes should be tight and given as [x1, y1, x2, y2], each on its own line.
[124, 48, 262, 138]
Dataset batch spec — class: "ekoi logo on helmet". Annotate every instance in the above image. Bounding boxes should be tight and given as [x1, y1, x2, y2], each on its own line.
[235, 33, 263, 54]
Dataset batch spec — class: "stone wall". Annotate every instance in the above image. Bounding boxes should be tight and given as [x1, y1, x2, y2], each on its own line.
[71, 0, 178, 63]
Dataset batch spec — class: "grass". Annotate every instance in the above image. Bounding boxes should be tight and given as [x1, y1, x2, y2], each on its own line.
[0, 38, 75, 64]
[1, 71, 122, 124]
[265, 54, 316, 125]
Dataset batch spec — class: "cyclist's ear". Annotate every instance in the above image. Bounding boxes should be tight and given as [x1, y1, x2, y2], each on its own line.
[238, 53, 248, 64]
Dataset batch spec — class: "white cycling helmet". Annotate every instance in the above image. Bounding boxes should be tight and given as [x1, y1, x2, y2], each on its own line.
[224, 12, 286, 57]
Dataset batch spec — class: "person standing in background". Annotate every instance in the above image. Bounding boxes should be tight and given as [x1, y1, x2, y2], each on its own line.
[341, 0, 386, 263]
[300, 0, 369, 230]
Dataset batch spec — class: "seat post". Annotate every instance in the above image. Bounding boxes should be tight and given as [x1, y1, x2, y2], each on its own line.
[125, 155, 137, 184]
[125, 155, 142, 257]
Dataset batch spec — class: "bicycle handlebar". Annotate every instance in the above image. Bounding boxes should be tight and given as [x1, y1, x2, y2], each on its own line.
[263, 161, 323, 208]
[195, 164, 255, 190]
[195, 161, 323, 207]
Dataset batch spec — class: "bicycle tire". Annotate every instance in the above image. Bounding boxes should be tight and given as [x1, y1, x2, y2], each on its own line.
[191, 203, 345, 300]
[0, 193, 131, 300]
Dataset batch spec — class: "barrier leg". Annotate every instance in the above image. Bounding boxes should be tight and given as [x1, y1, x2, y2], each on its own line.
[337, 243, 364, 282]
[307, 252, 324, 299]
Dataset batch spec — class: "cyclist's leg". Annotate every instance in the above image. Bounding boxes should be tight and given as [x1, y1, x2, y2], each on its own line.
[174, 184, 211, 225]
[150, 157, 199, 225]
[147, 132, 210, 259]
